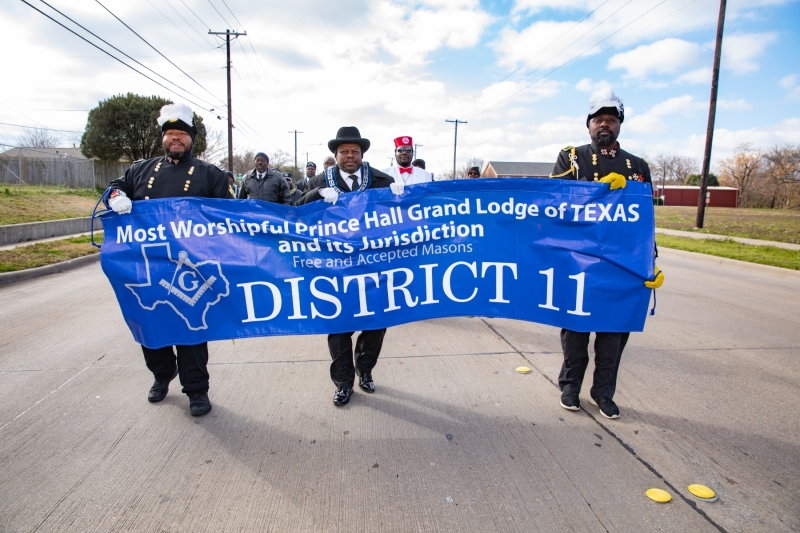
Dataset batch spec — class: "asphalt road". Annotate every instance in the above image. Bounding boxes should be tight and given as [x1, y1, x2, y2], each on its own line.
[1, 249, 798, 532]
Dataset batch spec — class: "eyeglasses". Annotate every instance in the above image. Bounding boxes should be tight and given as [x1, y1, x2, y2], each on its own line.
[396, 148, 413, 153]
[468, 171, 479, 176]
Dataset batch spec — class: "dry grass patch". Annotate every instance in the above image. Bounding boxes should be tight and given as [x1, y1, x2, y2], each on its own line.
[657, 235, 800, 271]
[655, 206, 800, 244]
[0, 185, 101, 225]
[0, 234, 102, 272]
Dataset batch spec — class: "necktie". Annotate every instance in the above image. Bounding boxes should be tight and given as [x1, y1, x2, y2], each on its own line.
[399, 167, 412, 174]
[351, 174, 360, 191]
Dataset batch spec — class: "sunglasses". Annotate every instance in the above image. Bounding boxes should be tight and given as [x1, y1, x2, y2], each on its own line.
[396, 148, 413, 153]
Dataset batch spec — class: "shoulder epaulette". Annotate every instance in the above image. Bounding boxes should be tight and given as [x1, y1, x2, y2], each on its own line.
[562, 145, 574, 151]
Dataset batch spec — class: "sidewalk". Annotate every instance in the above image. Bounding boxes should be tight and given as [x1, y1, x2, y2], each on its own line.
[0, 230, 101, 251]
[655, 227, 800, 251]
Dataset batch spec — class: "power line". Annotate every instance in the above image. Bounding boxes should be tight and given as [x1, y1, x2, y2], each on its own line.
[179, 0, 212, 30]
[36, 0, 220, 110]
[442, 0, 664, 130]
[464, 0, 668, 123]
[0, 121, 84, 133]
[19, 0, 218, 114]
[460, 0, 635, 123]
[147, 0, 218, 53]
[93, 0, 220, 100]
[219, 0, 245, 28]
[206, 0, 234, 28]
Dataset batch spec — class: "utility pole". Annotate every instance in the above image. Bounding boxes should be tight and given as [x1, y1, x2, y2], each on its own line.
[289, 130, 303, 180]
[446, 119, 467, 179]
[695, 0, 726, 229]
[209, 29, 246, 172]
[414, 143, 423, 160]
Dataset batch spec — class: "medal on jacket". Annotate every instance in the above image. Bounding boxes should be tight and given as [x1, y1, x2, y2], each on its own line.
[325, 162, 371, 193]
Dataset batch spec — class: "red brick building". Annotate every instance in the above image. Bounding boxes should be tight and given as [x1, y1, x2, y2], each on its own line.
[654, 185, 739, 208]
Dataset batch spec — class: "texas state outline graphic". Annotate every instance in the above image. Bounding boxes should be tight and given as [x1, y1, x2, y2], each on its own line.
[125, 243, 230, 330]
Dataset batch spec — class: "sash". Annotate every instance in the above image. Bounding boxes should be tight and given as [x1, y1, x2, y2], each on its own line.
[325, 162, 372, 193]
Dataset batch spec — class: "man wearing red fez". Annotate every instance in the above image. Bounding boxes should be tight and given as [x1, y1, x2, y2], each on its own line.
[382, 136, 433, 185]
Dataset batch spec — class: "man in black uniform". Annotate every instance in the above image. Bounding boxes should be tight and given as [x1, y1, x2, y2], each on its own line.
[284, 173, 303, 204]
[297, 161, 316, 192]
[549, 88, 663, 420]
[107, 103, 233, 417]
[296, 126, 404, 406]
[238, 152, 292, 204]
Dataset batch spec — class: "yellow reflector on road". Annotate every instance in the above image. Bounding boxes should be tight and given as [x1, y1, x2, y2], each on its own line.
[646, 488, 672, 503]
[688, 484, 717, 500]
[515, 366, 532, 373]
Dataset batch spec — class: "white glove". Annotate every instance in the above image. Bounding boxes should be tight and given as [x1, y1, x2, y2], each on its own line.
[390, 182, 405, 195]
[319, 188, 339, 205]
[109, 193, 132, 214]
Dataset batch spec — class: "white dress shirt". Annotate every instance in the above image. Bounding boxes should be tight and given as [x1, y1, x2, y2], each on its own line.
[338, 166, 362, 191]
[382, 165, 433, 185]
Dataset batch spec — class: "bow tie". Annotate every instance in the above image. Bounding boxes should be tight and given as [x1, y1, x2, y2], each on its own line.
[399, 167, 412, 174]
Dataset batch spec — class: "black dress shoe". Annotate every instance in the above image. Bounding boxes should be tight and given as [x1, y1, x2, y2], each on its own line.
[358, 372, 375, 393]
[148, 368, 178, 403]
[188, 391, 212, 416]
[333, 386, 352, 406]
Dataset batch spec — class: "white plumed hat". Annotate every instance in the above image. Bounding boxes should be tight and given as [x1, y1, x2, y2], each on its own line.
[157, 103, 196, 137]
[587, 87, 624, 125]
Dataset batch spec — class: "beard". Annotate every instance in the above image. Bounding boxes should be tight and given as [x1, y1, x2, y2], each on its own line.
[163, 139, 193, 160]
[591, 128, 617, 148]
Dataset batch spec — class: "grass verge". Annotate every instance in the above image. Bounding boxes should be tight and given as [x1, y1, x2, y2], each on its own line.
[657, 234, 800, 271]
[0, 185, 102, 225]
[654, 206, 800, 244]
[0, 234, 103, 273]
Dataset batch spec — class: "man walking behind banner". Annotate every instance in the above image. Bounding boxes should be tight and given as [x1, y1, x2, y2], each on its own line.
[238, 152, 292, 204]
[382, 136, 433, 186]
[548, 88, 664, 419]
[106, 103, 234, 416]
[297, 126, 404, 406]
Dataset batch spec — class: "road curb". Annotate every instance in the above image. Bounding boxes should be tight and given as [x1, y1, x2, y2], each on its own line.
[659, 246, 800, 279]
[0, 252, 100, 287]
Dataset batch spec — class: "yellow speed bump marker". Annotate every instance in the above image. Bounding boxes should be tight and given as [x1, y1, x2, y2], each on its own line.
[515, 366, 532, 374]
[646, 488, 672, 503]
[688, 484, 718, 501]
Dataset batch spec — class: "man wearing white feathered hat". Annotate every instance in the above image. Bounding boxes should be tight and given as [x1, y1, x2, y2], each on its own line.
[549, 88, 663, 420]
[106, 102, 233, 417]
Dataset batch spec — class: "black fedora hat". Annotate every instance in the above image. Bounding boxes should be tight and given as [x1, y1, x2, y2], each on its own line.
[328, 126, 370, 154]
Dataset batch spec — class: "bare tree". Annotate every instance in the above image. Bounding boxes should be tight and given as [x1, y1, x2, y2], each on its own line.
[269, 149, 293, 170]
[718, 143, 763, 207]
[762, 145, 800, 208]
[19, 127, 60, 148]
[671, 156, 697, 184]
[198, 129, 226, 164]
[648, 154, 698, 190]
[440, 157, 485, 180]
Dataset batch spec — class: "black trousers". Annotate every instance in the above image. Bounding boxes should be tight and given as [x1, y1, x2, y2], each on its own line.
[142, 343, 209, 394]
[558, 330, 629, 399]
[328, 329, 386, 388]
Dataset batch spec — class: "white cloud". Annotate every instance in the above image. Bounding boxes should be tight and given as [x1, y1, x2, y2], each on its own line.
[607, 39, 706, 79]
[575, 78, 610, 92]
[511, 0, 603, 15]
[779, 74, 797, 89]
[721, 33, 777, 74]
[717, 98, 752, 111]
[677, 68, 712, 85]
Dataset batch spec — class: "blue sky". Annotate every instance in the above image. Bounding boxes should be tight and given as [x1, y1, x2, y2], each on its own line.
[2, 0, 798, 174]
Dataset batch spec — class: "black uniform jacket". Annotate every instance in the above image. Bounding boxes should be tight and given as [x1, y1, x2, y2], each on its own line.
[295, 165, 394, 206]
[109, 153, 233, 200]
[550, 142, 652, 185]
[238, 168, 292, 204]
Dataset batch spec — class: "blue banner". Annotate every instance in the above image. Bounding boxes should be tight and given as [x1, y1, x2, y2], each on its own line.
[99, 178, 656, 349]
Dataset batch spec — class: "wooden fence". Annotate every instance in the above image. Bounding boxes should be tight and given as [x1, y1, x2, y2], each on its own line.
[0, 153, 128, 189]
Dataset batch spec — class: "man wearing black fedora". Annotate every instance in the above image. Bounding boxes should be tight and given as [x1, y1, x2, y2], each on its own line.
[297, 126, 403, 406]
